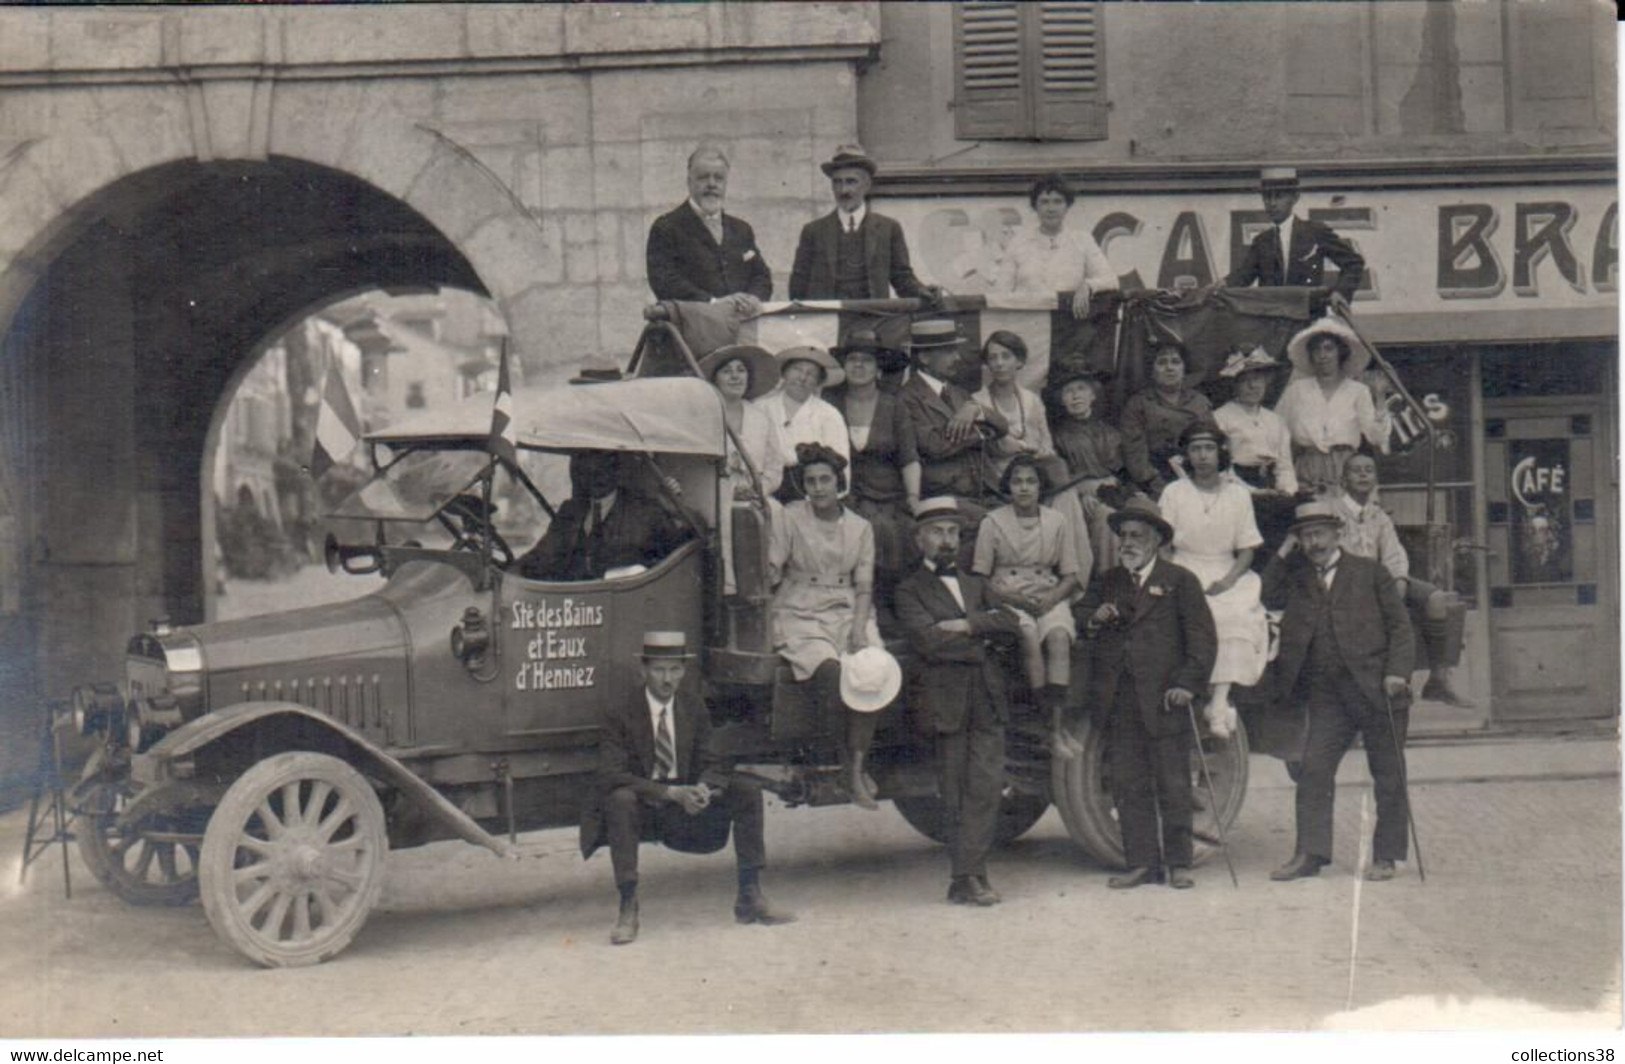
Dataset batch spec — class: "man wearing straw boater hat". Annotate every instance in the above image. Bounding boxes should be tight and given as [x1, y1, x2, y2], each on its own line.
[1262, 501, 1415, 883]
[1225, 167, 1365, 303]
[894, 497, 1023, 906]
[789, 143, 945, 303]
[581, 631, 794, 945]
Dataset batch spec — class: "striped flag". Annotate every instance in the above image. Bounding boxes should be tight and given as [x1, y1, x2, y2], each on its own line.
[310, 357, 361, 481]
[488, 339, 516, 466]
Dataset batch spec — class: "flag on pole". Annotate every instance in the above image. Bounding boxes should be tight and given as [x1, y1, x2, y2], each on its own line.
[310, 357, 362, 481]
[488, 338, 517, 466]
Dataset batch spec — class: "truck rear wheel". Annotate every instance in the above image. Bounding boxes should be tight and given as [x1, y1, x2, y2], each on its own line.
[200, 752, 387, 968]
[892, 791, 1050, 847]
[1051, 713, 1249, 869]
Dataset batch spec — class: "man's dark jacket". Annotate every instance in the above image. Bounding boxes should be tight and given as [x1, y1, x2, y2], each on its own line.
[1261, 550, 1414, 721]
[1082, 558, 1218, 738]
[789, 210, 928, 300]
[515, 493, 693, 582]
[1226, 217, 1365, 301]
[579, 688, 728, 859]
[894, 566, 1020, 734]
[646, 201, 772, 303]
[899, 373, 1007, 499]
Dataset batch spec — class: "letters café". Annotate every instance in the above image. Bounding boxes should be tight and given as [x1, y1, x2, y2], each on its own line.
[876, 177, 1619, 727]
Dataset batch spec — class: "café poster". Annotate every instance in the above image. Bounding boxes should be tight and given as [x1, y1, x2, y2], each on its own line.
[1509, 438, 1573, 585]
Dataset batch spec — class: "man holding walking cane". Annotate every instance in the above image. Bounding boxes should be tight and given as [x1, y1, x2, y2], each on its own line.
[1262, 500, 1417, 883]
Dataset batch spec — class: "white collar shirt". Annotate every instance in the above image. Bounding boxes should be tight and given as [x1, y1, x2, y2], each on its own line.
[915, 370, 947, 399]
[837, 203, 867, 234]
[924, 558, 965, 612]
[1316, 548, 1343, 589]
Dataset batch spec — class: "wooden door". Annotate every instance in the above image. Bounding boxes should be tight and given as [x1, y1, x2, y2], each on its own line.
[1482, 398, 1619, 721]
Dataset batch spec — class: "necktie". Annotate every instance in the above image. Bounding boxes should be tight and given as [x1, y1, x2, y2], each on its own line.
[654, 704, 678, 780]
[1274, 224, 1286, 269]
[847, 214, 858, 235]
[1317, 564, 1337, 589]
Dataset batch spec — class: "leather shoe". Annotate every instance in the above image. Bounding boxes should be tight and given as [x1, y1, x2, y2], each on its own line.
[1364, 859, 1397, 882]
[1167, 866, 1195, 890]
[947, 877, 972, 904]
[1421, 675, 1475, 708]
[1107, 866, 1161, 890]
[967, 876, 1001, 906]
[610, 896, 639, 945]
[734, 884, 797, 925]
[1270, 854, 1327, 881]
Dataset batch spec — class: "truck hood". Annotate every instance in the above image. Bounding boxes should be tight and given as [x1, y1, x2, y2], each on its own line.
[190, 592, 406, 678]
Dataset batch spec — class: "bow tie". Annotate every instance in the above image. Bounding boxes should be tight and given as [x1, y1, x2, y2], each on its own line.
[1316, 564, 1338, 578]
[934, 562, 958, 576]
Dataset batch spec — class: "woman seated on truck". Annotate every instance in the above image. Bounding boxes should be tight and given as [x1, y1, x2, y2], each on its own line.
[768, 443, 882, 809]
[971, 453, 1083, 758]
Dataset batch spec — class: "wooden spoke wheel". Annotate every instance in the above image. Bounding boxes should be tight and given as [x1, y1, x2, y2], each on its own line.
[200, 752, 387, 968]
[1051, 713, 1250, 869]
[77, 783, 202, 906]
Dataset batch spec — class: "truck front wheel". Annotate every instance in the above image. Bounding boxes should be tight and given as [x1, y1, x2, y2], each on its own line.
[199, 752, 387, 968]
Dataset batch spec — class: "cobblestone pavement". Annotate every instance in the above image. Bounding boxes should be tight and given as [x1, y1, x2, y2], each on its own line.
[0, 741, 1616, 1037]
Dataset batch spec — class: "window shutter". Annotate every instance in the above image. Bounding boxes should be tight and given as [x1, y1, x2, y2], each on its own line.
[954, 2, 1029, 139]
[1031, 1, 1107, 140]
[1510, 1, 1596, 131]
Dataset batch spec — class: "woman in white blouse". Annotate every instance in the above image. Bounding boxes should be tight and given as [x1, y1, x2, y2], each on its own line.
[994, 175, 1119, 319]
[1273, 317, 1392, 494]
[757, 346, 850, 501]
[700, 343, 784, 595]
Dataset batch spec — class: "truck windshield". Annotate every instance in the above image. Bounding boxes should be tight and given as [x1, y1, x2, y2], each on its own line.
[328, 450, 490, 523]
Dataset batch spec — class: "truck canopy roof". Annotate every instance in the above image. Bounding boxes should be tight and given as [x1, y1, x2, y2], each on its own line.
[368, 376, 728, 458]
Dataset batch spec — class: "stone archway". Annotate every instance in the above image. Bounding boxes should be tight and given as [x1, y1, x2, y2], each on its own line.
[0, 126, 558, 780]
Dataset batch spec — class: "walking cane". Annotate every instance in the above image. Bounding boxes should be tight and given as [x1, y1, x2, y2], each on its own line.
[1382, 688, 1427, 883]
[1173, 691, 1239, 888]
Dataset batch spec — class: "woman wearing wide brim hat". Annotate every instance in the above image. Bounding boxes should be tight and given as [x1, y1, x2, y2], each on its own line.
[698, 343, 779, 402]
[700, 345, 788, 595]
[758, 346, 850, 503]
[826, 328, 922, 600]
[1214, 345, 1298, 497]
[1274, 317, 1392, 494]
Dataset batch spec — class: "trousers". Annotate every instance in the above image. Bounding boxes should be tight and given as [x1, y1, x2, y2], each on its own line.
[1295, 662, 1411, 863]
[1106, 673, 1193, 869]
[606, 779, 767, 887]
[938, 684, 1005, 879]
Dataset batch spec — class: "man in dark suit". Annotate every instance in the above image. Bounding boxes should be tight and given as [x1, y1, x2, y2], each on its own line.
[580, 631, 794, 945]
[1263, 500, 1415, 883]
[895, 497, 1022, 906]
[789, 144, 945, 303]
[515, 450, 697, 582]
[645, 145, 772, 312]
[1226, 167, 1365, 303]
[1082, 497, 1217, 890]
[899, 321, 1006, 557]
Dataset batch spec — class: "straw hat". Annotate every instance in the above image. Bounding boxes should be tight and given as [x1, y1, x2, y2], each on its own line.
[909, 319, 961, 352]
[839, 646, 902, 713]
[1217, 345, 1283, 379]
[775, 345, 844, 389]
[698, 344, 778, 400]
[640, 631, 696, 660]
[1259, 166, 1300, 191]
[912, 496, 969, 527]
[1286, 317, 1369, 378]
[1287, 500, 1344, 535]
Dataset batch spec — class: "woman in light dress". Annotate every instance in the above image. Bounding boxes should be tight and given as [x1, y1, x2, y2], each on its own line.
[1274, 317, 1392, 494]
[1212, 345, 1300, 561]
[972, 454, 1082, 757]
[700, 343, 784, 595]
[1157, 424, 1267, 739]
[994, 174, 1119, 319]
[768, 443, 882, 808]
[757, 345, 850, 502]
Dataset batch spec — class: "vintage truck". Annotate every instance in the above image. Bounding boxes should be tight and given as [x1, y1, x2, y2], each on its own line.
[63, 322, 1249, 967]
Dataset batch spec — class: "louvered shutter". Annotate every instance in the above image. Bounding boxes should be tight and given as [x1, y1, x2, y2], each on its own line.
[1032, 1, 1107, 140]
[954, 1, 1106, 141]
[954, 2, 1029, 138]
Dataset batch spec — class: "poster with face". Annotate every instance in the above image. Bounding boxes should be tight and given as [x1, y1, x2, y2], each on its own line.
[1509, 438, 1573, 584]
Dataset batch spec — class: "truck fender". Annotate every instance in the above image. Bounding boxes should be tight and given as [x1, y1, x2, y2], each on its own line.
[140, 702, 517, 859]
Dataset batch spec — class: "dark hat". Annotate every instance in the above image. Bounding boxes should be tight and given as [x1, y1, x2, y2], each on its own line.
[1047, 366, 1110, 398]
[641, 631, 695, 660]
[1179, 422, 1226, 451]
[832, 328, 909, 373]
[698, 344, 778, 401]
[1260, 166, 1300, 191]
[909, 319, 961, 352]
[912, 496, 969, 528]
[1288, 500, 1344, 535]
[775, 345, 844, 388]
[571, 354, 625, 385]
[820, 143, 879, 178]
[1107, 496, 1173, 542]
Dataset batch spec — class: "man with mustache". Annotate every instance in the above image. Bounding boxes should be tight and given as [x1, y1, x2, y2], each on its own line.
[1080, 497, 1217, 889]
[1264, 500, 1415, 883]
[789, 144, 945, 303]
[646, 145, 772, 315]
[895, 497, 1022, 906]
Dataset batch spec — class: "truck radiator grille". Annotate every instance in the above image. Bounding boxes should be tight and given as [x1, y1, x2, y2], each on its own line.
[238, 675, 383, 730]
